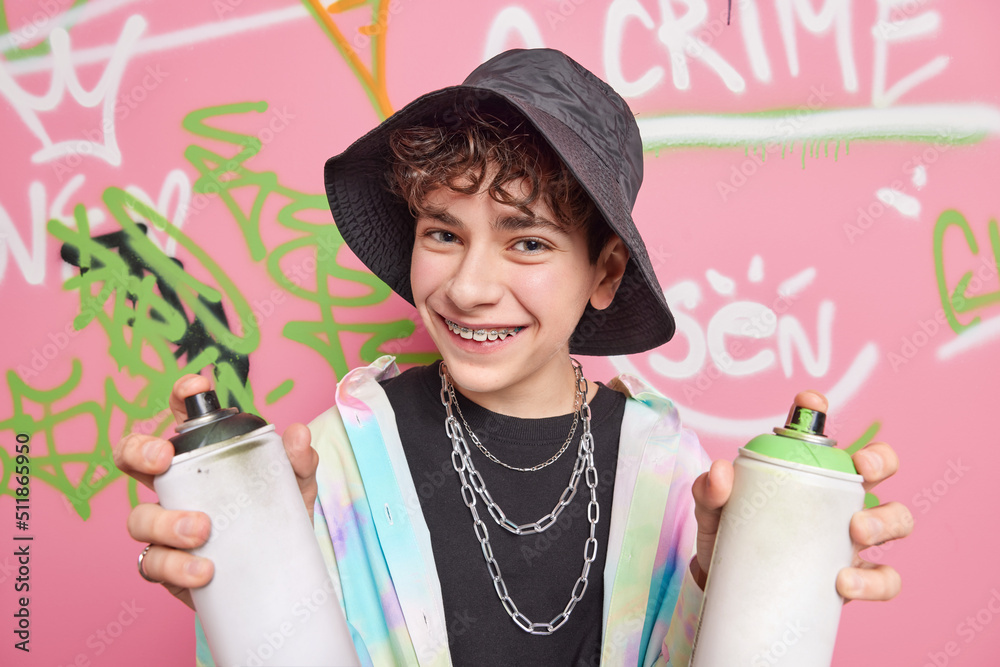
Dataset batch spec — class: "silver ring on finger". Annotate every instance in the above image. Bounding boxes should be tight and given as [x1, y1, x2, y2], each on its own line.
[137, 544, 164, 584]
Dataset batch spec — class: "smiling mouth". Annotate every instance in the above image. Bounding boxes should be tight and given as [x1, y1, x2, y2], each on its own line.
[444, 318, 525, 342]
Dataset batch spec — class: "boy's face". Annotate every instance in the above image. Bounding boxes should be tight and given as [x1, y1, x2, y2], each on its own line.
[410, 178, 624, 414]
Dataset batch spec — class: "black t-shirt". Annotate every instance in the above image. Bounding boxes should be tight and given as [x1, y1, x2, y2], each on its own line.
[381, 362, 626, 667]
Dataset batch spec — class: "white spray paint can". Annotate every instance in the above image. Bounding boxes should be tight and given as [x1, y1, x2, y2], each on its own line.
[154, 390, 360, 667]
[690, 406, 864, 667]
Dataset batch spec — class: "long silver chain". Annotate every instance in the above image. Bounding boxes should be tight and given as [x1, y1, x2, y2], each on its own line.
[439, 361, 600, 635]
[440, 361, 592, 535]
[450, 364, 582, 473]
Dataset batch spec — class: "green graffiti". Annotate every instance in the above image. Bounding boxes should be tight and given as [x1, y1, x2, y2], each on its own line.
[181, 101, 439, 378]
[4, 179, 267, 516]
[0, 359, 175, 519]
[270, 208, 438, 378]
[0, 0, 92, 59]
[934, 209, 1000, 334]
[266, 380, 294, 405]
[2, 134, 262, 514]
[845, 421, 880, 456]
[182, 101, 273, 261]
[640, 109, 986, 154]
[48, 192, 260, 414]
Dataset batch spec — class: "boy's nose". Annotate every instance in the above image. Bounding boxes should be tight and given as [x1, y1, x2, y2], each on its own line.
[443, 251, 504, 311]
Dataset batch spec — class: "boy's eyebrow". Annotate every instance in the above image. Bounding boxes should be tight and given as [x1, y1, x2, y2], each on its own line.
[427, 210, 465, 228]
[494, 213, 568, 234]
[426, 210, 568, 234]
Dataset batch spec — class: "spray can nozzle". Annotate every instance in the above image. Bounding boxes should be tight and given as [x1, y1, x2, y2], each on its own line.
[170, 390, 264, 454]
[184, 390, 222, 419]
[785, 406, 826, 436]
[774, 406, 836, 447]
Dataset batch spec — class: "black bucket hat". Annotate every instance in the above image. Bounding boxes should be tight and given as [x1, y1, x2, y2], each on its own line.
[324, 48, 674, 356]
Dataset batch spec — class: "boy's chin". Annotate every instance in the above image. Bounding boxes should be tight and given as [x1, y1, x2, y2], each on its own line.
[437, 357, 508, 395]
[437, 351, 557, 399]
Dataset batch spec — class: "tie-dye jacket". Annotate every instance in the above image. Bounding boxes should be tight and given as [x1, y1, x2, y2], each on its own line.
[196, 356, 709, 666]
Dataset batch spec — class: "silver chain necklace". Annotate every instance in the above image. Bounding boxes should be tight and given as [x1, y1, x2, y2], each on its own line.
[450, 363, 582, 473]
[439, 361, 600, 635]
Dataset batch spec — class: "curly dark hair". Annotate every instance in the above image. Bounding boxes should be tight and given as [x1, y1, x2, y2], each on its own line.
[386, 102, 614, 263]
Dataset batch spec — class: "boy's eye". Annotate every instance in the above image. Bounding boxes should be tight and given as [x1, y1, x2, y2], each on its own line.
[427, 230, 459, 244]
[512, 238, 549, 253]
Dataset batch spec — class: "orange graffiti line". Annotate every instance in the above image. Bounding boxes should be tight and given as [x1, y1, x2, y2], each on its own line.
[306, 0, 393, 120]
[326, 0, 369, 12]
[375, 0, 390, 82]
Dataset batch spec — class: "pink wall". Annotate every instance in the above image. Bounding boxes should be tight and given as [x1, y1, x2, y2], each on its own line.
[1, 1, 998, 665]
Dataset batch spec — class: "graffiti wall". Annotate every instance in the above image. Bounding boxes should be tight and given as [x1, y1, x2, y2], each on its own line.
[1, 0, 997, 665]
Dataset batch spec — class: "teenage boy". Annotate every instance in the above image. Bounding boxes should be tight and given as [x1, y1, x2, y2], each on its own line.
[116, 49, 912, 666]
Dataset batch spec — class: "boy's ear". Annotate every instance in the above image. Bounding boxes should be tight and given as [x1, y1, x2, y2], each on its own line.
[590, 237, 630, 311]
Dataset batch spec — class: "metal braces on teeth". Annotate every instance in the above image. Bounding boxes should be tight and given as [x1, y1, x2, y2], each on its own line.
[445, 319, 524, 341]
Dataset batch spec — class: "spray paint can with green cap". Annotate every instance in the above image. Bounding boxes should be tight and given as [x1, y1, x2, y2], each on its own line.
[154, 390, 359, 667]
[689, 406, 864, 667]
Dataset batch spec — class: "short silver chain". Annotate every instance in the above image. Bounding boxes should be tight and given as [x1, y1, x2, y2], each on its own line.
[450, 364, 582, 473]
[439, 361, 600, 635]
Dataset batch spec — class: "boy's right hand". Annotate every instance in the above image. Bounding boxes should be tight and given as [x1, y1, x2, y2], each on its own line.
[113, 374, 318, 610]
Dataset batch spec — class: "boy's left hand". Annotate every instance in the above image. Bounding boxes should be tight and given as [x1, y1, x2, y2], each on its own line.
[690, 390, 914, 601]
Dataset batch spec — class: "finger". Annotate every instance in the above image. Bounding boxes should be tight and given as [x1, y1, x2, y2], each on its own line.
[169, 374, 213, 424]
[692, 459, 735, 523]
[113, 433, 174, 490]
[849, 501, 914, 548]
[284, 423, 317, 481]
[837, 562, 902, 601]
[852, 441, 900, 491]
[138, 544, 214, 591]
[283, 423, 318, 520]
[792, 390, 828, 413]
[692, 460, 734, 573]
[127, 503, 212, 550]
